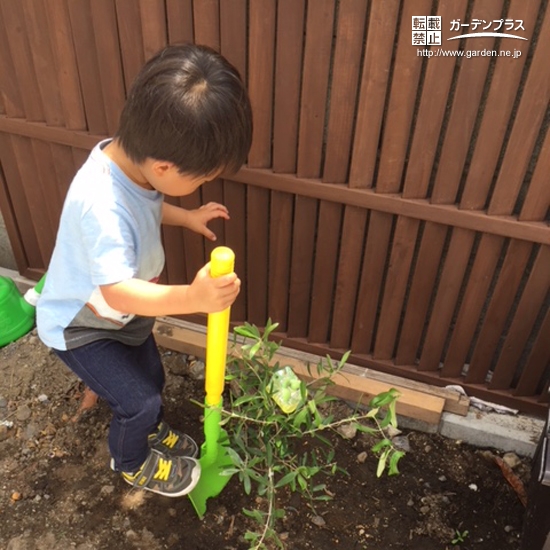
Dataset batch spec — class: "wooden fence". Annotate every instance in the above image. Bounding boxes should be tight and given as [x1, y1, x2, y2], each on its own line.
[0, 0, 548, 415]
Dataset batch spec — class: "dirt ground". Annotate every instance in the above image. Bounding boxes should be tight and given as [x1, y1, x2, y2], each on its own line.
[0, 329, 532, 550]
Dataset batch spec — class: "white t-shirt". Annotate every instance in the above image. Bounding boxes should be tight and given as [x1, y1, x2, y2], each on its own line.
[37, 139, 165, 350]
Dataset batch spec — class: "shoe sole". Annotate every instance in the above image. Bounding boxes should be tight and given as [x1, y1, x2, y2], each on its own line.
[112, 457, 202, 498]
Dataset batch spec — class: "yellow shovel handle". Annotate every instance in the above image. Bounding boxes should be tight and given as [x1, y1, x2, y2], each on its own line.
[205, 246, 235, 406]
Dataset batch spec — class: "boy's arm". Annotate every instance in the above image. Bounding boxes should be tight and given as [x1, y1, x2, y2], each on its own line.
[162, 201, 229, 241]
[100, 263, 240, 316]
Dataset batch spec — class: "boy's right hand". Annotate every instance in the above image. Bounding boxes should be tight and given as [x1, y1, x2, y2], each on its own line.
[188, 262, 241, 313]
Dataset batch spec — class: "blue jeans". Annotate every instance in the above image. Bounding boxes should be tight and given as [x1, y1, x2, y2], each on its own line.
[55, 334, 165, 472]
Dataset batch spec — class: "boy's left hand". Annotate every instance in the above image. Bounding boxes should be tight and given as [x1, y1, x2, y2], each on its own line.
[186, 202, 229, 241]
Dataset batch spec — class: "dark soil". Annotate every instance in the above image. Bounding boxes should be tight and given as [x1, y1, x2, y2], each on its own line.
[0, 330, 530, 550]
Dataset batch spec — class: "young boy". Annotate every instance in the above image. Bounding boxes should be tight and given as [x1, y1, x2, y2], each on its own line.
[36, 44, 253, 497]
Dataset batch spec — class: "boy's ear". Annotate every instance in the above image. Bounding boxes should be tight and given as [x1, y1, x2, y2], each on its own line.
[150, 160, 175, 177]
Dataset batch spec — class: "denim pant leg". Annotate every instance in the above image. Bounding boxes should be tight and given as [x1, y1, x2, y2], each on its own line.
[54, 334, 165, 472]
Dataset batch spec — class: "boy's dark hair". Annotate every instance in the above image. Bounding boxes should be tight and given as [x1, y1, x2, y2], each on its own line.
[116, 44, 252, 176]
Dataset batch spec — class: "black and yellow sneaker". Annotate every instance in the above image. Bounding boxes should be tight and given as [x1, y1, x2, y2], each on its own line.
[148, 421, 199, 458]
[116, 449, 201, 497]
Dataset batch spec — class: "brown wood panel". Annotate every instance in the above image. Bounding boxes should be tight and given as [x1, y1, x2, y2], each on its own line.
[331, 206, 368, 349]
[309, 201, 342, 343]
[140, 0, 167, 60]
[375, 0, 432, 193]
[268, 191, 294, 332]
[419, 228, 476, 371]
[46, 0, 86, 130]
[247, 0, 276, 168]
[71, 147, 91, 172]
[177, 191, 205, 285]
[374, 217, 420, 359]
[489, 245, 550, 389]
[161, 200, 187, 285]
[403, 0, 468, 199]
[91, 0, 126, 135]
[349, 0, 399, 188]
[287, 195, 317, 337]
[296, 0, 335, 179]
[21, 0, 64, 127]
[432, 0, 504, 204]
[49, 143, 77, 201]
[396, 222, 448, 364]
[115, 0, 145, 90]
[515, 307, 550, 396]
[460, 0, 540, 211]
[68, 0, 109, 135]
[220, 0, 247, 80]
[0, 0, 44, 121]
[166, 0, 194, 45]
[0, 11, 24, 118]
[222, 180, 247, 321]
[488, 6, 550, 216]
[10, 136, 55, 264]
[520, 127, 550, 221]
[351, 211, 393, 353]
[246, 186, 269, 325]
[465, 239, 533, 383]
[192, 0, 220, 50]
[441, 233, 505, 377]
[322, 0, 368, 183]
[272, 0, 305, 174]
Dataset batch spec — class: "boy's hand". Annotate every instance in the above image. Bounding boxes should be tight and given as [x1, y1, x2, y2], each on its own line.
[188, 262, 241, 313]
[186, 202, 229, 241]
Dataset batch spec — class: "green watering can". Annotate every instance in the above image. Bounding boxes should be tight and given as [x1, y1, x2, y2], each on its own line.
[0, 274, 46, 347]
[189, 246, 236, 518]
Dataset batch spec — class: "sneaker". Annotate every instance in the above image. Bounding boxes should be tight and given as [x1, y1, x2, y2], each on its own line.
[114, 449, 201, 497]
[148, 420, 199, 458]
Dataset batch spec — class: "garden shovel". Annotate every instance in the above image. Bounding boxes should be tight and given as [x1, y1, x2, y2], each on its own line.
[189, 246, 235, 518]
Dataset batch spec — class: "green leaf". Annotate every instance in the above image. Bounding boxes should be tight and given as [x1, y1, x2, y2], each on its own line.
[371, 438, 392, 453]
[388, 450, 405, 476]
[376, 448, 391, 478]
[275, 470, 298, 489]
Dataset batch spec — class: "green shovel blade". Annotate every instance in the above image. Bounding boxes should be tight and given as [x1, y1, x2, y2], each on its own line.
[189, 401, 234, 518]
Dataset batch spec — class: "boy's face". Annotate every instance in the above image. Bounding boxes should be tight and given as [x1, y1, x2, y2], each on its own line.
[140, 160, 221, 196]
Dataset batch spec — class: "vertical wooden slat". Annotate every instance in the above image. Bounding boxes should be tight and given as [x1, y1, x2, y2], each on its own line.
[403, 0, 468, 199]
[395, 223, 448, 365]
[0, 0, 44, 121]
[193, 0, 220, 50]
[201, 179, 225, 261]
[330, 206, 368, 349]
[178, 191, 205, 284]
[520, 127, 550, 221]
[268, 191, 294, 331]
[373, 217, 420, 359]
[460, 0, 540, 211]
[465, 240, 533, 383]
[375, 0, 432, 193]
[322, 0, 368, 183]
[220, 0, 247, 80]
[351, 211, 393, 353]
[166, 0, 194, 45]
[515, 308, 550, 396]
[247, 0, 276, 168]
[140, 0, 167, 60]
[489, 245, 550, 389]
[432, 0, 504, 204]
[91, 0, 126, 135]
[349, 0, 399, 188]
[161, 202, 186, 285]
[116, 0, 145, 90]
[68, 0, 109, 135]
[246, 186, 270, 325]
[46, 0, 86, 130]
[21, 0, 64, 127]
[272, 0, 306, 173]
[441, 233, 505, 377]
[223, 180, 247, 321]
[309, 201, 343, 343]
[49, 143, 77, 201]
[418, 229, 476, 371]
[287, 196, 317, 337]
[0, 10, 25, 118]
[296, 0, 335, 179]
[488, 6, 550, 216]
